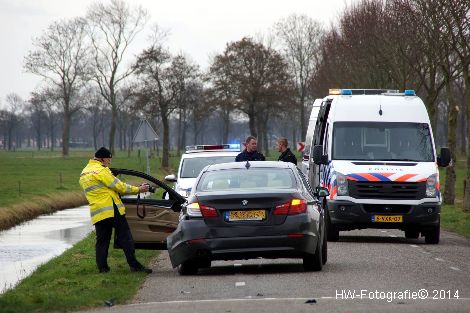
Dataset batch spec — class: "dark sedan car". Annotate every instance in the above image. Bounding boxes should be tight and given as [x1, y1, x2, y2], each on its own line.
[167, 161, 329, 275]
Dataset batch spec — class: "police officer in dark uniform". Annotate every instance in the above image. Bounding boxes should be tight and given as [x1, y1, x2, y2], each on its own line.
[235, 136, 266, 162]
[277, 137, 297, 165]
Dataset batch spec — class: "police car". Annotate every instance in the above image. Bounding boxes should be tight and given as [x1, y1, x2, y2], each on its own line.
[164, 144, 241, 198]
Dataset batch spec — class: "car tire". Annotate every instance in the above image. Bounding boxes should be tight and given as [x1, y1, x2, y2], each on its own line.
[178, 260, 199, 275]
[303, 235, 323, 272]
[405, 229, 420, 239]
[321, 223, 328, 265]
[424, 224, 440, 244]
[326, 210, 339, 242]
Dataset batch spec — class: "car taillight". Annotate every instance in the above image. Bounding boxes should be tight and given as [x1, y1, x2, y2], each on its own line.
[200, 204, 219, 218]
[273, 199, 307, 215]
[289, 199, 307, 214]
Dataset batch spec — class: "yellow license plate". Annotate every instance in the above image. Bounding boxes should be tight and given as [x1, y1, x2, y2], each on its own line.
[372, 215, 403, 223]
[228, 210, 266, 221]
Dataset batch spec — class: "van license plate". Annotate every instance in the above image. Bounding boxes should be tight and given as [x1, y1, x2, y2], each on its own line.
[372, 215, 403, 223]
[226, 210, 266, 221]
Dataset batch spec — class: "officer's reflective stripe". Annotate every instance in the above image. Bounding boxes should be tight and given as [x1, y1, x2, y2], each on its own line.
[108, 178, 119, 188]
[125, 185, 132, 194]
[116, 203, 125, 209]
[84, 184, 105, 193]
[90, 206, 114, 217]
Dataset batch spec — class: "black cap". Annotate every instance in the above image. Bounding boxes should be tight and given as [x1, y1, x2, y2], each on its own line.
[95, 147, 112, 158]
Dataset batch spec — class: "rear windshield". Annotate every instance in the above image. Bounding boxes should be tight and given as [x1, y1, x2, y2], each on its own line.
[180, 156, 236, 178]
[196, 168, 296, 192]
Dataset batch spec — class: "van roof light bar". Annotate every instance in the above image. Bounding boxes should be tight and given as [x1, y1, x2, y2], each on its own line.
[404, 90, 416, 96]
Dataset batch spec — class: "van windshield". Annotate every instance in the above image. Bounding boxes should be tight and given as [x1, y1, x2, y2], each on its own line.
[332, 122, 434, 162]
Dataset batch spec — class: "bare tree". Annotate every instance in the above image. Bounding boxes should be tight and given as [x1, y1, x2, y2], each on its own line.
[86, 0, 148, 154]
[209, 37, 291, 152]
[133, 37, 198, 167]
[439, 0, 470, 210]
[4, 94, 24, 150]
[275, 14, 324, 139]
[24, 17, 89, 156]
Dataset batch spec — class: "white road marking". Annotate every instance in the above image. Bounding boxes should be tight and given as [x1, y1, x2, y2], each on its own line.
[125, 297, 470, 306]
[234, 263, 242, 267]
[380, 230, 387, 233]
[450, 267, 461, 271]
[235, 282, 246, 287]
[410, 245, 418, 248]
[389, 234, 397, 237]
[435, 258, 445, 262]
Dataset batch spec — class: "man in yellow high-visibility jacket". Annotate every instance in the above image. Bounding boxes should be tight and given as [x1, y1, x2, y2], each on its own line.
[79, 147, 152, 274]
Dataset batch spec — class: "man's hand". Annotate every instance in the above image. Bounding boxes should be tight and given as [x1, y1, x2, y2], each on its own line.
[139, 183, 150, 193]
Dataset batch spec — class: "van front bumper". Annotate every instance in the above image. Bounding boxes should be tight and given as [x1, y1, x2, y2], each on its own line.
[327, 200, 440, 231]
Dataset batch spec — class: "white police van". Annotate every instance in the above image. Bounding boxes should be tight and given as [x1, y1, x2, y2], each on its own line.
[300, 98, 323, 178]
[165, 144, 240, 198]
[308, 89, 450, 244]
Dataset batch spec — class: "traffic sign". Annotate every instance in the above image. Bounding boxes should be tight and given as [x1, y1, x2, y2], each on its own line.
[297, 142, 305, 152]
[133, 120, 159, 143]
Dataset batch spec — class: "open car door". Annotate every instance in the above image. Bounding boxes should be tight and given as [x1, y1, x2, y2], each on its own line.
[111, 168, 186, 249]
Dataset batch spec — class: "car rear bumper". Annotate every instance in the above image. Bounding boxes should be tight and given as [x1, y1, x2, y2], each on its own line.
[327, 200, 440, 231]
[167, 217, 320, 268]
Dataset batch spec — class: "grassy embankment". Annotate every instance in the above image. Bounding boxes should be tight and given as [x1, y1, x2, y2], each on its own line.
[0, 150, 469, 312]
[0, 150, 178, 230]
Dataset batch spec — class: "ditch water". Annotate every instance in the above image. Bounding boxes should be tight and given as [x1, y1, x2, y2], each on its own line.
[0, 206, 92, 293]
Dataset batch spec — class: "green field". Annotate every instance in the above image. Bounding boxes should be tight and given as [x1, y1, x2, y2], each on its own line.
[0, 149, 179, 207]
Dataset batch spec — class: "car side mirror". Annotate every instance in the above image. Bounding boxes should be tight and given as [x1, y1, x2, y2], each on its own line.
[312, 145, 328, 165]
[437, 147, 451, 167]
[162, 191, 170, 200]
[315, 186, 330, 198]
[165, 174, 177, 182]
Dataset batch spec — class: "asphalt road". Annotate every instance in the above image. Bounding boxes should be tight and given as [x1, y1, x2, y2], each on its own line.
[80, 228, 470, 313]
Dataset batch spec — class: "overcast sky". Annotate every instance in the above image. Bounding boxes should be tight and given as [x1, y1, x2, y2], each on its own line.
[0, 0, 355, 108]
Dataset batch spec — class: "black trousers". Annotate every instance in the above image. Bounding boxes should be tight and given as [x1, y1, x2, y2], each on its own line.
[94, 204, 141, 270]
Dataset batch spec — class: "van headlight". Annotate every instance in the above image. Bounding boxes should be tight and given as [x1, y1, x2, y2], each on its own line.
[336, 172, 348, 196]
[426, 174, 437, 197]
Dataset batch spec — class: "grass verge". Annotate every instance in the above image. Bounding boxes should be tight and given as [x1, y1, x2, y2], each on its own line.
[0, 233, 159, 313]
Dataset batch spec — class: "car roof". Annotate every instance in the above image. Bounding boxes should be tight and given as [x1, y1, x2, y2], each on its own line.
[204, 161, 296, 172]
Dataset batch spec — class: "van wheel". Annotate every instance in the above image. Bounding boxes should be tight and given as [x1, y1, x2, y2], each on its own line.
[303, 235, 323, 271]
[424, 224, 440, 244]
[178, 260, 199, 275]
[405, 230, 420, 239]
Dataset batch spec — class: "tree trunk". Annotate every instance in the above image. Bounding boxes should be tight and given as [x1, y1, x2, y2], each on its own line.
[161, 112, 170, 168]
[109, 103, 117, 154]
[248, 102, 257, 137]
[62, 112, 70, 156]
[223, 111, 230, 143]
[462, 68, 470, 212]
[177, 109, 182, 156]
[443, 81, 458, 205]
[300, 96, 306, 141]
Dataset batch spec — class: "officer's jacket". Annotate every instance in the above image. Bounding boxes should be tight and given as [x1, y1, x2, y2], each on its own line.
[235, 150, 266, 162]
[79, 159, 139, 224]
[278, 148, 298, 165]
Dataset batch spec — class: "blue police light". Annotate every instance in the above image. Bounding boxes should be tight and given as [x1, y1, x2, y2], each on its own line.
[404, 90, 416, 96]
[341, 89, 353, 95]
